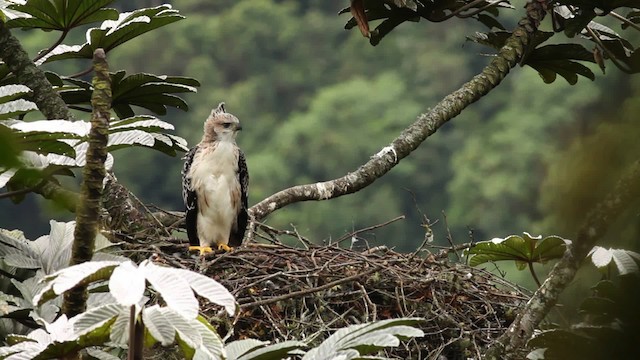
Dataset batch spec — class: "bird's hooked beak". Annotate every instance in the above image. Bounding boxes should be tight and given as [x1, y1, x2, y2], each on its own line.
[235, 123, 243, 131]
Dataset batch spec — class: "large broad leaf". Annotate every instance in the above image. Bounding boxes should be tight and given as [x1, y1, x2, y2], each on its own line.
[0, 84, 38, 119]
[142, 305, 176, 346]
[108, 261, 145, 307]
[34, 261, 121, 306]
[341, 0, 512, 46]
[525, 44, 596, 84]
[172, 268, 236, 316]
[589, 246, 640, 275]
[50, 71, 199, 119]
[228, 339, 306, 360]
[302, 318, 424, 360]
[1, 116, 186, 190]
[466, 233, 571, 270]
[38, 5, 183, 63]
[3, 0, 118, 31]
[140, 261, 199, 320]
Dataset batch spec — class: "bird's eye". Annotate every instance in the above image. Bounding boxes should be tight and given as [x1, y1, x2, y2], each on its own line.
[222, 122, 232, 129]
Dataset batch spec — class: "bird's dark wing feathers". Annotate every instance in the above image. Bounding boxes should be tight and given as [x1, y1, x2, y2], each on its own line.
[182, 146, 200, 246]
[230, 150, 249, 247]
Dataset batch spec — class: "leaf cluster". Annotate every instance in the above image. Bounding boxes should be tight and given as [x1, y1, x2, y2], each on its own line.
[343, 0, 640, 84]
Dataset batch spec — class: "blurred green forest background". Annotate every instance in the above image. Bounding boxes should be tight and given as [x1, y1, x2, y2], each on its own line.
[1, 0, 639, 273]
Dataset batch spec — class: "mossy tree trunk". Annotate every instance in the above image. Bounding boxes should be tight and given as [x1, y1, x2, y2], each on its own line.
[62, 49, 111, 318]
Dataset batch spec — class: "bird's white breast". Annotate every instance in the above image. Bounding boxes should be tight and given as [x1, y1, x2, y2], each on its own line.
[189, 141, 241, 246]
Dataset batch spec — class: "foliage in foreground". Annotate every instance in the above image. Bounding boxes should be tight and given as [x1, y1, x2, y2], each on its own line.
[0, 222, 424, 360]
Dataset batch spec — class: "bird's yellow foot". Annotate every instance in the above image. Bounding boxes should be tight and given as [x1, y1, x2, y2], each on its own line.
[188, 246, 214, 255]
[217, 243, 234, 252]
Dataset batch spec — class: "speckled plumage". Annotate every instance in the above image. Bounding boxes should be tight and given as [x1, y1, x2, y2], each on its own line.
[181, 103, 249, 250]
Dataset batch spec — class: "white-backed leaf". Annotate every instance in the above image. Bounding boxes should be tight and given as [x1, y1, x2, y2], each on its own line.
[141, 261, 198, 319]
[303, 318, 424, 360]
[8, 119, 90, 136]
[38, 220, 75, 274]
[590, 246, 613, 268]
[107, 129, 154, 148]
[0, 85, 31, 102]
[0, 168, 17, 188]
[108, 308, 131, 345]
[0, 99, 37, 119]
[73, 303, 124, 337]
[143, 305, 175, 346]
[225, 339, 269, 360]
[110, 116, 174, 131]
[174, 268, 236, 316]
[611, 249, 639, 275]
[161, 308, 201, 349]
[86, 348, 121, 360]
[34, 261, 121, 305]
[192, 316, 225, 358]
[109, 261, 145, 306]
[235, 340, 306, 360]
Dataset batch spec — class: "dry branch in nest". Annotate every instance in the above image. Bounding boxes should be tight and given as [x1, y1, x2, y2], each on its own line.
[118, 224, 531, 360]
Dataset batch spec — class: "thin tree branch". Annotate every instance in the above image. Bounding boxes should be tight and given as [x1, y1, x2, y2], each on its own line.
[62, 49, 111, 318]
[249, 0, 548, 222]
[485, 160, 640, 359]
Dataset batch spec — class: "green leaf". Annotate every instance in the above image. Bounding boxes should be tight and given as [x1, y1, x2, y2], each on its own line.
[54, 71, 199, 118]
[4, 0, 119, 31]
[525, 44, 596, 85]
[467, 233, 570, 267]
[40, 5, 184, 63]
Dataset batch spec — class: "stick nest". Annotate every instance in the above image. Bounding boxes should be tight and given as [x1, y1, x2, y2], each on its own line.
[123, 225, 530, 360]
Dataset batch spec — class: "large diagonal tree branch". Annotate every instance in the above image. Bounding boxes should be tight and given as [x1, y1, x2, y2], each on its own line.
[0, 19, 80, 211]
[485, 160, 640, 359]
[0, 20, 72, 120]
[250, 0, 549, 222]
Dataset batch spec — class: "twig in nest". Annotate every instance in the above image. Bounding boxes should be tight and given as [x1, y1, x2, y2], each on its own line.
[335, 215, 406, 245]
[240, 266, 381, 309]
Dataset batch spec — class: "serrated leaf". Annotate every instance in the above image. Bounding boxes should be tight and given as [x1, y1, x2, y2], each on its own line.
[0, 99, 38, 119]
[0, 84, 31, 102]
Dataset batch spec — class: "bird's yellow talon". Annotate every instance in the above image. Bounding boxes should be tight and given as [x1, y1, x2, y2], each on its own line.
[217, 243, 233, 252]
[189, 246, 213, 255]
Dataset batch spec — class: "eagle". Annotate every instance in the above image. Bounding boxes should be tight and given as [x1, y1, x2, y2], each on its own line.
[181, 103, 249, 254]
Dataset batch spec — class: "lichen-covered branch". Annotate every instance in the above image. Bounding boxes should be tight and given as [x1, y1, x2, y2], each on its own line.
[0, 20, 72, 120]
[250, 0, 547, 222]
[0, 18, 80, 211]
[62, 49, 111, 318]
[485, 160, 640, 359]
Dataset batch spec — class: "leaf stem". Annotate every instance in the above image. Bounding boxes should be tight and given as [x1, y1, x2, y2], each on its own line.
[528, 262, 542, 288]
